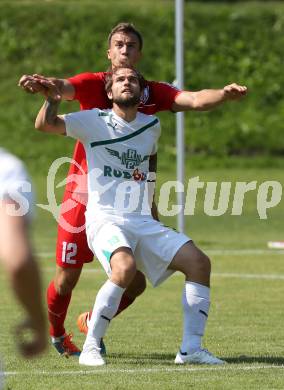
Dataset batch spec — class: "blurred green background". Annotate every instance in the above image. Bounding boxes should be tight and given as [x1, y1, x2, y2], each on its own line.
[1, 0, 283, 175]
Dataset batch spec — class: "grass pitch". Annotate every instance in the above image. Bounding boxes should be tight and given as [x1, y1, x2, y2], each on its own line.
[1, 166, 284, 389]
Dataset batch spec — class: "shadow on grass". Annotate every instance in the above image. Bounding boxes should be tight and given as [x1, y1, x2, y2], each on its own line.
[108, 353, 284, 366]
[224, 355, 284, 365]
[108, 352, 175, 365]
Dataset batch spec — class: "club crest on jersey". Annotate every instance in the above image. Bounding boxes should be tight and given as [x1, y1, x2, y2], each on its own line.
[105, 147, 149, 169]
[140, 86, 150, 104]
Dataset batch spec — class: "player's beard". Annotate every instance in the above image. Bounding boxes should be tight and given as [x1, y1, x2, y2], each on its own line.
[113, 91, 141, 108]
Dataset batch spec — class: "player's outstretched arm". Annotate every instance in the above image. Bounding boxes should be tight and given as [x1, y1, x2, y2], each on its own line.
[0, 203, 47, 358]
[172, 83, 248, 112]
[18, 74, 75, 101]
[35, 80, 66, 134]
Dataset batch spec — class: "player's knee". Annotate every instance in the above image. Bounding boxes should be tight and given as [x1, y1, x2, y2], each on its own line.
[198, 253, 211, 275]
[190, 252, 211, 278]
[54, 277, 74, 296]
[120, 261, 137, 282]
[112, 260, 137, 287]
[54, 269, 80, 296]
[110, 248, 137, 287]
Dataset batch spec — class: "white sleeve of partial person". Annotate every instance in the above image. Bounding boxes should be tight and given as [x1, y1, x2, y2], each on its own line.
[63, 109, 100, 143]
[0, 149, 34, 219]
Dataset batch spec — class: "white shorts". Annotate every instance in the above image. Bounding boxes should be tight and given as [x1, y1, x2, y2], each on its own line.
[86, 214, 190, 287]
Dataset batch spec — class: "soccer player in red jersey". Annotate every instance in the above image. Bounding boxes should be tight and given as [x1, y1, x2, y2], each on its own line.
[19, 23, 247, 357]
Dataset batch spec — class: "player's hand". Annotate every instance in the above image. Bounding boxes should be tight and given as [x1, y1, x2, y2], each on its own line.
[223, 83, 248, 100]
[35, 77, 62, 101]
[18, 74, 62, 100]
[18, 74, 47, 95]
[15, 316, 47, 358]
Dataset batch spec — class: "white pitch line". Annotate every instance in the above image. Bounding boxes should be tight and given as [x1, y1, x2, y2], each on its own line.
[38, 252, 55, 258]
[37, 249, 284, 258]
[213, 272, 284, 280]
[3, 364, 284, 376]
[39, 267, 284, 281]
[2, 268, 284, 282]
[208, 249, 284, 256]
[42, 267, 103, 273]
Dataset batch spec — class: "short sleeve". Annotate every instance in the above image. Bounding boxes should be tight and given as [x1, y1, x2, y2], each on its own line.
[149, 81, 183, 111]
[67, 72, 107, 108]
[63, 109, 100, 143]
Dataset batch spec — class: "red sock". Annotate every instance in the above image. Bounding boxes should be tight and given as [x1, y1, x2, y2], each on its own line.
[47, 281, 71, 337]
[113, 293, 135, 318]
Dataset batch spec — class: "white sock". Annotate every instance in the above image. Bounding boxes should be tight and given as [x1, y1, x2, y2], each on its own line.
[180, 281, 210, 354]
[83, 280, 125, 350]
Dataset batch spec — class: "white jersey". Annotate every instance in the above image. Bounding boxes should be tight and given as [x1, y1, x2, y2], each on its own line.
[0, 148, 33, 218]
[64, 108, 161, 226]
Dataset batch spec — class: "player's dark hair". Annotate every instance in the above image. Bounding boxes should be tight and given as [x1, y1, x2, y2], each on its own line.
[108, 23, 143, 50]
[105, 66, 145, 95]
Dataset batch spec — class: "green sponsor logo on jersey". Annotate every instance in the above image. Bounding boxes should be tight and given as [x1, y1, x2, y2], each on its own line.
[103, 165, 146, 181]
[105, 147, 149, 169]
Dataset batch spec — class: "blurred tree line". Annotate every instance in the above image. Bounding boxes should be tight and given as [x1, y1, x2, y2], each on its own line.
[0, 0, 283, 169]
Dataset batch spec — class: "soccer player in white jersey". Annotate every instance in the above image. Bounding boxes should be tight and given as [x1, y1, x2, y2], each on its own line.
[34, 66, 246, 366]
[0, 149, 46, 358]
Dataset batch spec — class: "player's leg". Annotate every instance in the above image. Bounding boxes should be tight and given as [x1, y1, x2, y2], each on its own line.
[80, 246, 137, 366]
[79, 222, 137, 366]
[169, 240, 210, 286]
[168, 241, 225, 364]
[136, 219, 224, 365]
[48, 266, 81, 338]
[47, 265, 82, 355]
[77, 268, 146, 334]
[115, 269, 146, 315]
[47, 190, 92, 357]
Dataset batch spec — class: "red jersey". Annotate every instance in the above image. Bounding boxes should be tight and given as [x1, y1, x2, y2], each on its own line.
[66, 72, 181, 193]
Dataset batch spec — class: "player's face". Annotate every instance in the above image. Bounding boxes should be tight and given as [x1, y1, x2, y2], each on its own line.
[107, 33, 142, 68]
[108, 68, 141, 107]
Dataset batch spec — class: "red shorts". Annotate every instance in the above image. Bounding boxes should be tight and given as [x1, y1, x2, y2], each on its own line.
[56, 190, 93, 268]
